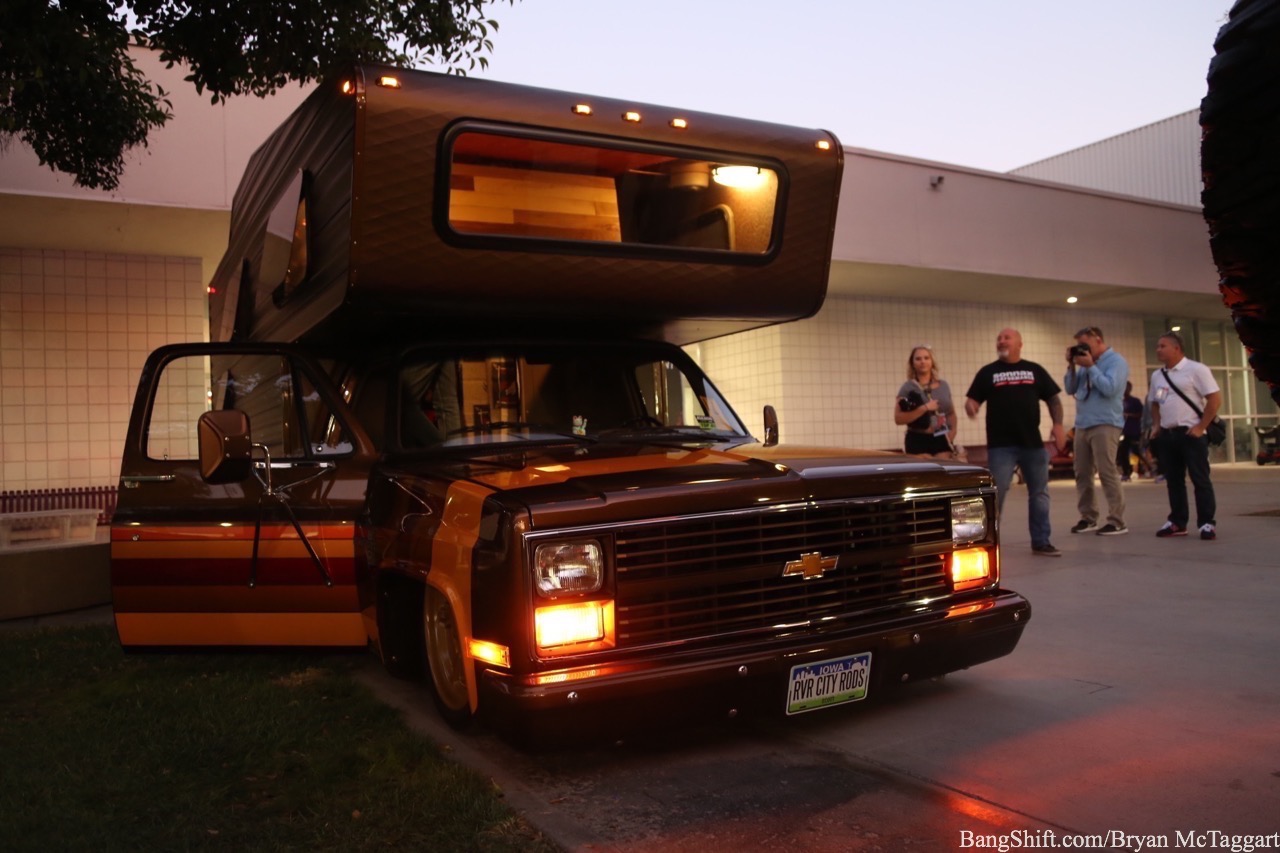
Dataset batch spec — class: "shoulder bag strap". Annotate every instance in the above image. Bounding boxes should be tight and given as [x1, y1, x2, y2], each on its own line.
[1161, 368, 1203, 418]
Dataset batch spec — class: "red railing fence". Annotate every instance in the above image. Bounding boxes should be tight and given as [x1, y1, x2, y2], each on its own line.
[0, 486, 118, 525]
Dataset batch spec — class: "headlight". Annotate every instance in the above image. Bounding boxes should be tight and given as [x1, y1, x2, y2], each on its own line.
[951, 497, 987, 544]
[534, 540, 603, 596]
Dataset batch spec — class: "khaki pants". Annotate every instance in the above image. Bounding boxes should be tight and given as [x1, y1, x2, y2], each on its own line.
[1074, 424, 1126, 527]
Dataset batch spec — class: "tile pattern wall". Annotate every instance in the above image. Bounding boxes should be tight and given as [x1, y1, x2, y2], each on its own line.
[0, 247, 206, 491]
[694, 294, 1145, 454]
[692, 325, 783, 440]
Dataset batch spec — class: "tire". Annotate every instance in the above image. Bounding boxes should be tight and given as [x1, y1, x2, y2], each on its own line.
[423, 586, 474, 728]
[1200, 0, 1280, 405]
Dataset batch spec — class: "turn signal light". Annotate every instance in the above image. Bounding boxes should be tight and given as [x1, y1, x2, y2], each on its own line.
[468, 638, 510, 668]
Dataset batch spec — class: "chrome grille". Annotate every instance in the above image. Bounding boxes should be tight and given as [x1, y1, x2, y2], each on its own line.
[613, 496, 954, 648]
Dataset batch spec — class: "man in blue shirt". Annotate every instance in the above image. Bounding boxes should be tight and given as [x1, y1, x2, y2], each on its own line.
[1064, 326, 1130, 535]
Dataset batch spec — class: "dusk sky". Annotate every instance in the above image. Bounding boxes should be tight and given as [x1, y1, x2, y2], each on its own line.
[473, 0, 1228, 172]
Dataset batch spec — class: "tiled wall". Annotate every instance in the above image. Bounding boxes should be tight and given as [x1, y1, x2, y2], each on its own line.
[689, 325, 784, 440]
[699, 294, 1145, 452]
[0, 247, 206, 491]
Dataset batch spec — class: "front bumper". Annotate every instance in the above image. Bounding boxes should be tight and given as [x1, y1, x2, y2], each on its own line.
[479, 589, 1030, 741]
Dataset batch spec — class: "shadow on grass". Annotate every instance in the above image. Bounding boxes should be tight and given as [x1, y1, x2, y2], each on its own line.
[0, 625, 557, 852]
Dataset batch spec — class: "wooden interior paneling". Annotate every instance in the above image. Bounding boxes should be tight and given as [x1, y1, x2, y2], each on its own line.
[450, 163, 621, 242]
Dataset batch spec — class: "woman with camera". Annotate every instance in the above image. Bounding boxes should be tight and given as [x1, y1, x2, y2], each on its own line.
[895, 345, 958, 458]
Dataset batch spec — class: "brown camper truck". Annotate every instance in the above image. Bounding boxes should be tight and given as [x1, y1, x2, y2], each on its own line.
[111, 67, 1029, 739]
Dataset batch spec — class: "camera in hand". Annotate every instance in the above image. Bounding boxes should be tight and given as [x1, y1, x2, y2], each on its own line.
[899, 390, 931, 429]
[1070, 343, 1090, 357]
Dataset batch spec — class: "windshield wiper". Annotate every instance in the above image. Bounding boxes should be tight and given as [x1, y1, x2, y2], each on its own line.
[444, 422, 596, 443]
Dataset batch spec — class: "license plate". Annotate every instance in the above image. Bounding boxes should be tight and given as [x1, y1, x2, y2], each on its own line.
[785, 652, 872, 715]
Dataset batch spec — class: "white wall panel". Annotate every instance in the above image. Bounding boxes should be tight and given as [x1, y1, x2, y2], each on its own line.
[1009, 111, 1201, 208]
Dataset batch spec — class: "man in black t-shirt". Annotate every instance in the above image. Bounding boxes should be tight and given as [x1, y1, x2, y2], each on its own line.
[965, 328, 1067, 557]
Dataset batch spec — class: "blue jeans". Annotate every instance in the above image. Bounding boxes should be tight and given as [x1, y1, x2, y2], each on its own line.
[987, 445, 1053, 548]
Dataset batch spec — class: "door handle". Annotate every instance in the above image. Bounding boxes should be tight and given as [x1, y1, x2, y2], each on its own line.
[120, 474, 177, 488]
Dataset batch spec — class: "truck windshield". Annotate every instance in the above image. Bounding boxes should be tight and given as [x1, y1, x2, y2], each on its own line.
[396, 345, 747, 450]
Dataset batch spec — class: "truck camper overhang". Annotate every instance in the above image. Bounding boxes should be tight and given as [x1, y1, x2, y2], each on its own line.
[209, 65, 844, 346]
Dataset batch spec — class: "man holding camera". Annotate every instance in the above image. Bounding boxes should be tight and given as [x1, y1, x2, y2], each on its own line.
[1063, 326, 1130, 536]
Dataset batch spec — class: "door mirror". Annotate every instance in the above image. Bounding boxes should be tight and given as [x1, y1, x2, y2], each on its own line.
[198, 409, 254, 483]
[762, 405, 779, 447]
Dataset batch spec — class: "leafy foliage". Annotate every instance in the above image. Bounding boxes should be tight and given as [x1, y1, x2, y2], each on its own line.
[0, 0, 513, 191]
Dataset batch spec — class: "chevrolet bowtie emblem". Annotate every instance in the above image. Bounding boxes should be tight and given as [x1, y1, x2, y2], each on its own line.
[783, 552, 838, 580]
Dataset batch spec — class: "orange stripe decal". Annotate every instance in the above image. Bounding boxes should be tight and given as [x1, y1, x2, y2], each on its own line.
[115, 612, 366, 647]
[112, 522, 356, 541]
[112, 539, 356, 560]
[427, 480, 496, 712]
[113, 585, 360, 613]
[468, 448, 729, 490]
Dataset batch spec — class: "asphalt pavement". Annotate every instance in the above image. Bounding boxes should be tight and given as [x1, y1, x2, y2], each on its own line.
[361, 462, 1280, 851]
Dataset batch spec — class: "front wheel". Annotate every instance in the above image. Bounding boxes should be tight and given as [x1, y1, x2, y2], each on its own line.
[423, 586, 474, 728]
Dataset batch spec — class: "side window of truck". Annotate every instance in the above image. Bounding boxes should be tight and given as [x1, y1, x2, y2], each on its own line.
[633, 359, 739, 431]
[145, 353, 347, 461]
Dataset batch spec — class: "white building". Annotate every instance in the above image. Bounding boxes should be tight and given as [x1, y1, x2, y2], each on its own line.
[1, 51, 1273, 498]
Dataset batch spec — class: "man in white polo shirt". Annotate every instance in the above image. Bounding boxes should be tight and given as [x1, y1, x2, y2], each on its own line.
[1148, 331, 1222, 540]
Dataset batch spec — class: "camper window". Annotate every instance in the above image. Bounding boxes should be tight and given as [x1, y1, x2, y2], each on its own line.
[263, 169, 311, 306]
[444, 125, 780, 257]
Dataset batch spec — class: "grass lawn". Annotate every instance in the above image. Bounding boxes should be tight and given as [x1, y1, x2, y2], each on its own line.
[0, 624, 557, 852]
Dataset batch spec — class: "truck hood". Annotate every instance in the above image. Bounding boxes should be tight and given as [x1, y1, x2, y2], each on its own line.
[389, 440, 990, 529]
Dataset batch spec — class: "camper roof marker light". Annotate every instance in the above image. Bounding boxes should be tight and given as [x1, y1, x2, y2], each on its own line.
[815, 139, 832, 151]
[670, 117, 689, 129]
[623, 111, 642, 123]
[712, 165, 766, 189]
[571, 103, 593, 116]
[376, 75, 401, 88]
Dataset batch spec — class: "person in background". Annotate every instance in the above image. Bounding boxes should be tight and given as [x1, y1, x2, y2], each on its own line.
[1140, 397, 1162, 482]
[1063, 326, 1129, 536]
[1148, 331, 1221, 540]
[965, 328, 1067, 557]
[894, 345, 957, 459]
[1118, 381, 1144, 480]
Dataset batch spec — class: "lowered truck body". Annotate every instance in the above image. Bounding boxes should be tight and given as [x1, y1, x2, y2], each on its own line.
[111, 66, 1028, 739]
